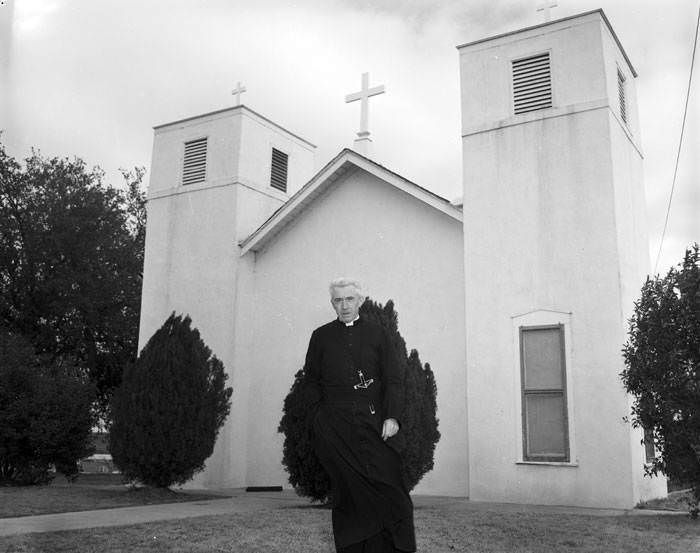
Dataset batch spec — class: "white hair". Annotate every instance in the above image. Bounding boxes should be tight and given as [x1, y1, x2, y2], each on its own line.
[329, 277, 365, 298]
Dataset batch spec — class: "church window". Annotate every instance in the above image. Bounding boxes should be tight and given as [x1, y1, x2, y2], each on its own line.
[182, 137, 208, 185]
[512, 52, 552, 115]
[617, 68, 628, 124]
[520, 325, 569, 462]
[643, 427, 656, 463]
[270, 147, 289, 192]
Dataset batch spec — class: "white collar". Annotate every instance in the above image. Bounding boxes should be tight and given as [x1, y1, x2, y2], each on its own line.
[343, 316, 360, 327]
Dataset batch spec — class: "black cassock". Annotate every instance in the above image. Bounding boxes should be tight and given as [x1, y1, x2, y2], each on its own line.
[304, 317, 416, 553]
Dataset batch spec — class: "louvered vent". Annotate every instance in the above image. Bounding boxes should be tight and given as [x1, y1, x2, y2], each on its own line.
[270, 148, 288, 192]
[182, 137, 207, 185]
[617, 69, 627, 124]
[512, 53, 552, 115]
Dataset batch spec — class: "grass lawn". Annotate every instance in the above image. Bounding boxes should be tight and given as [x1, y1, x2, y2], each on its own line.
[1, 479, 698, 552]
[0, 474, 222, 518]
[0, 503, 699, 553]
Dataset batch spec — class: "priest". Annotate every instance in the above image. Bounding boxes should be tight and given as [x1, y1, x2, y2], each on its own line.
[304, 278, 416, 553]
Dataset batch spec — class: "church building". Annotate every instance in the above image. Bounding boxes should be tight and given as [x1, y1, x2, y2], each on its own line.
[138, 10, 667, 508]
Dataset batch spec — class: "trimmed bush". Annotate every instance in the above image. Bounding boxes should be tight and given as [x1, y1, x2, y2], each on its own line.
[279, 298, 440, 502]
[279, 368, 332, 500]
[109, 313, 232, 488]
[0, 329, 96, 485]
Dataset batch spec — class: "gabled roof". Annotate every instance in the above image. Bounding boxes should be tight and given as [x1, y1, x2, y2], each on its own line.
[239, 149, 462, 256]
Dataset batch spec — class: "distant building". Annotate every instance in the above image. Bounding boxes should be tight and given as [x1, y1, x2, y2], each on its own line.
[79, 432, 116, 473]
[138, 9, 666, 508]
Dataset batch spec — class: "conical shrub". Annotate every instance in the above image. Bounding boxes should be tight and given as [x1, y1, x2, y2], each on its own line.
[109, 313, 232, 487]
[278, 299, 440, 501]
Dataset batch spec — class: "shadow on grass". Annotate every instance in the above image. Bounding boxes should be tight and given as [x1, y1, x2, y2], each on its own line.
[637, 490, 694, 512]
[278, 502, 331, 510]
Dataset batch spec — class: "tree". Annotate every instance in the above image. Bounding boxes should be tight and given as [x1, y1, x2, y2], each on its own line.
[109, 313, 233, 488]
[0, 141, 146, 416]
[621, 244, 700, 517]
[278, 298, 440, 502]
[0, 328, 96, 485]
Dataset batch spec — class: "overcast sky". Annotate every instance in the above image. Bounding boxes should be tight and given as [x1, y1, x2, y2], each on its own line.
[1, 0, 698, 273]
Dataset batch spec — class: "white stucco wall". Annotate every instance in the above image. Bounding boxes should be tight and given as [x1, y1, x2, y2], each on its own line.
[459, 12, 611, 136]
[141, 105, 317, 347]
[462, 110, 641, 508]
[238, 110, 316, 198]
[139, 185, 239, 361]
[148, 111, 243, 196]
[459, 10, 665, 508]
[607, 109, 667, 502]
[235, 169, 468, 496]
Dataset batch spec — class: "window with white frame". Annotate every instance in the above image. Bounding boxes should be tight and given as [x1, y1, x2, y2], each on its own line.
[520, 324, 570, 462]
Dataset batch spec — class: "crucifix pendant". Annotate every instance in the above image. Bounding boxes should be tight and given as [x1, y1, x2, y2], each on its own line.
[353, 370, 374, 390]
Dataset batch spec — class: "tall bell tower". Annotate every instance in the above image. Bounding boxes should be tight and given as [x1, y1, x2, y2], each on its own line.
[459, 10, 666, 508]
[138, 106, 315, 486]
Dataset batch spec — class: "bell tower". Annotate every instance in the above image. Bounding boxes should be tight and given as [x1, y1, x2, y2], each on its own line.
[138, 105, 315, 486]
[139, 105, 315, 387]
[459, 10, 666, 508]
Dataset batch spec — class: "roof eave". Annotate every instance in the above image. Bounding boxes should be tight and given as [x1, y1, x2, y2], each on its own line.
[238, 150, 462, 256]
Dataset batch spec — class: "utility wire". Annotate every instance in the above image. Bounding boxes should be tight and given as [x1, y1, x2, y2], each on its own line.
[653, 4, 700, 275]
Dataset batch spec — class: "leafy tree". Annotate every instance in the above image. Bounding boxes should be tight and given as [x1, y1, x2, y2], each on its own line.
[0, 328, 96, 485]
[0, 141, 146, 416]
[279, 298, 440, 502]
[621, 244, 700, 517]
[109, 313, 233, 488]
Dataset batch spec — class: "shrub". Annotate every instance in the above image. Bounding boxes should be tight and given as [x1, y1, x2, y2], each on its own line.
[109, 313, 233, 488]
[621, 244, 700, 518]
[399, 349, 440, 490]
[0, 329, 96, 485]
[279, 368, 332, 501]
[279, 299, 440, 502]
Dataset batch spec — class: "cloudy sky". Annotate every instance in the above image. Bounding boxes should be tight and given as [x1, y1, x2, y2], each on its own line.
[1, 0, 698, 273]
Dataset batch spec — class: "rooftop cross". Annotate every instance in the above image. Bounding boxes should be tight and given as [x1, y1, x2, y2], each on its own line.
[536, 1, 558, 22]
[231, 81, 247, 105]
[345, 72, 385, 157]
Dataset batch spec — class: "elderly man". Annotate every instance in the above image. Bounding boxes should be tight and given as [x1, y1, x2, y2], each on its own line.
[304, 278, 416, 553]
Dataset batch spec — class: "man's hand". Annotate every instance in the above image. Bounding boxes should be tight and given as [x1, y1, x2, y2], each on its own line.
[382, 418, 399, 441]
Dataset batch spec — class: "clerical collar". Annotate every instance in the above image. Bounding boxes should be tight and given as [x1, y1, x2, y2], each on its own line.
[342, 316, 360, 327]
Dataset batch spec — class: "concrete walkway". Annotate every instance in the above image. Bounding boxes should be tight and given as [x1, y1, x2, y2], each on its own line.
[0, 490, 304, 537]
[0, 490, 683, 537]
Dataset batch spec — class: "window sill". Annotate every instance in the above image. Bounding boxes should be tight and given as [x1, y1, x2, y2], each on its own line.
[516, 461, 578, 467]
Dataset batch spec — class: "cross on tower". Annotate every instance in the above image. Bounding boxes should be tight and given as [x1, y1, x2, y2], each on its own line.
[231, 81, 247, 105]
[345, 72, 385, 157]
[536, 1, 558, 22]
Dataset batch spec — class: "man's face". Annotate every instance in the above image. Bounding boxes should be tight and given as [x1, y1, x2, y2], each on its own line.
[331, 285, 363, 323]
